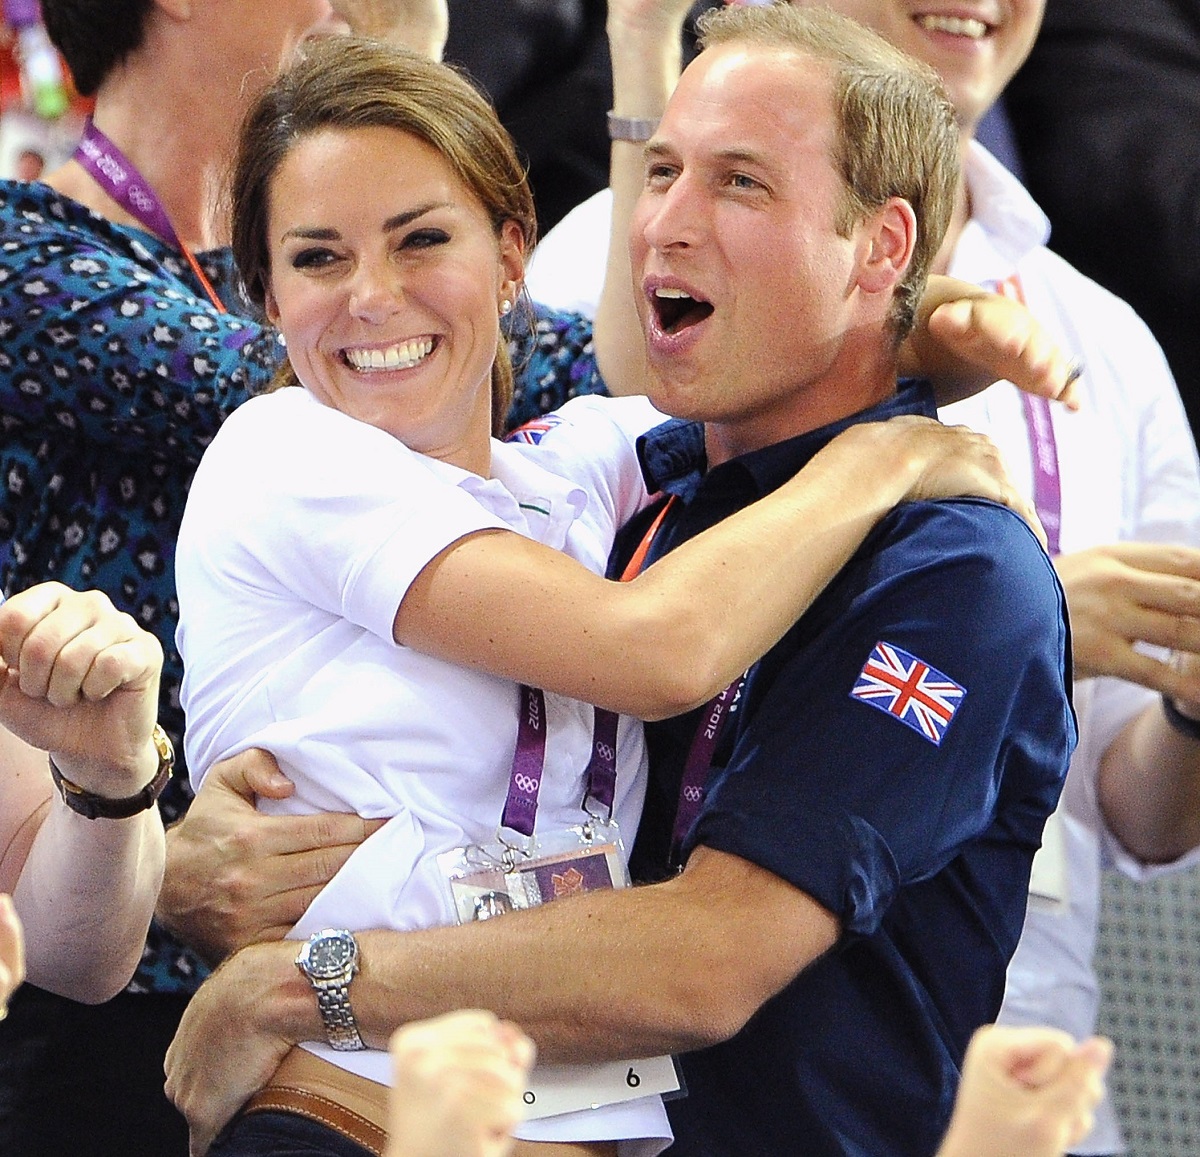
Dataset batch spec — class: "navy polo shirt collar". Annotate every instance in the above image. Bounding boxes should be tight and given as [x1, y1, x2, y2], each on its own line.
[637, 379, 938, 502]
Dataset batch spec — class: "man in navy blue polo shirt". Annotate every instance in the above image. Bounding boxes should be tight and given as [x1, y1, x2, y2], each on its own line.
[162, 7, 1075, 1155]
[542, 8, 1069, 1150]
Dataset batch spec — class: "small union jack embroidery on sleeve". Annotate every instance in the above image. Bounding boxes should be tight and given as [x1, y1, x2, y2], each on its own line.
[504, 414, 564, 445]
[849, 641, 966, 746]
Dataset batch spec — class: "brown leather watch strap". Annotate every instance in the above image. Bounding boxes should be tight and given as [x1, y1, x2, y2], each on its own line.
[242, 1085, 387, 1157]
[49, 723, 174, 820]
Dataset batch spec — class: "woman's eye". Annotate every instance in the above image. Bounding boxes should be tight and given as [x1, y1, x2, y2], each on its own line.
[401, 228, 451, 250]
[291, 247, 339, 271]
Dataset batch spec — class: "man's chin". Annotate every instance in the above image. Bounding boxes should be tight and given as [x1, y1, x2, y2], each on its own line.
[645, 379, 711, 424]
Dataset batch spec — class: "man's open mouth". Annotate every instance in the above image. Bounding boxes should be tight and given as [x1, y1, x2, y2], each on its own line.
[652, 287, 715, 335]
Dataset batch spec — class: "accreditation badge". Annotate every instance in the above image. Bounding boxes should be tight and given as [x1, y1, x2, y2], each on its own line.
[439, 820, 629, 926]
[438, 821, 682, 1120]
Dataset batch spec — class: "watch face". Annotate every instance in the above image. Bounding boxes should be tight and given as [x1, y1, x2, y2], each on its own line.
[300, 930, 357, 979]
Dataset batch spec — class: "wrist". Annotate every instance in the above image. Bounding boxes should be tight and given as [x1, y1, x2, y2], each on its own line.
[50, 724, 173, 820]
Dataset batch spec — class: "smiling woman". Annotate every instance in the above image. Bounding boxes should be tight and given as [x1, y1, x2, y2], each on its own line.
[231, 41, 538, 448]
[169, 34, 1043, 1157]
[259, 126, 521, 469]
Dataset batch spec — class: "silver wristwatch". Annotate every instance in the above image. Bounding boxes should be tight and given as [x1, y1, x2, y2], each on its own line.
[295, 928, 365, 1051]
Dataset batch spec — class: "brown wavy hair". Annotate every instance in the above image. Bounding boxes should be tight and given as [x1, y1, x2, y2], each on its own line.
[229, 36, 538, 434]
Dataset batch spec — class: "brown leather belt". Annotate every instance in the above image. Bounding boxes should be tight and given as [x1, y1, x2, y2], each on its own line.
[242, 1045, 389, 1156]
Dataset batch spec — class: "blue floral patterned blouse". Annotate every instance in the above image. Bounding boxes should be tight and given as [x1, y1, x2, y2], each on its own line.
[0, 180, 607, 992]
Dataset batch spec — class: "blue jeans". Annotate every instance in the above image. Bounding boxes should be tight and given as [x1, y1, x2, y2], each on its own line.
[209, 1110, 374, 1157]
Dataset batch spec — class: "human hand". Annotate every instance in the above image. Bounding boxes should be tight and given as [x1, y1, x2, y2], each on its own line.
[936, 1024, 1112, 1157]
[165, 940, 301, 1157]
[0, 894, 25, 1017]
[386, 1010, 536, 1157]
[1054, 544, 1200, 698]
[328, 0, 448, 58]
[608, 0, 696, 41]
[157, 749, 383, 966]
[919, 285, 1082, 410]
[0, 583, 161, 795]
[837, 416, 1045, 546]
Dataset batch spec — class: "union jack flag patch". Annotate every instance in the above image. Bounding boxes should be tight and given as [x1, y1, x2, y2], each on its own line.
[849, 641, 966, 746]
[505, 414, 564, 445]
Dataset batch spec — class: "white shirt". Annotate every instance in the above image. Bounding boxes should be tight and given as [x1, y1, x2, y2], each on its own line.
[526, 187, 612, 317]
[177, 387, 672, 1152]
[526, 146, 1200, 1153]
[946, 144, 1200, 1155]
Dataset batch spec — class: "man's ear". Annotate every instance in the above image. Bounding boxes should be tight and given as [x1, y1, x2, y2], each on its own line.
[856, 197, 917, 294]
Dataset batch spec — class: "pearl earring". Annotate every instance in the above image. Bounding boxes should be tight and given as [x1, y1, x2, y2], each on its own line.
[500, 298, 513, 316]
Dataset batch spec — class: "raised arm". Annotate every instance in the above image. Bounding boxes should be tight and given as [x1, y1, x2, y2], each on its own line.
[328, 0, 449, 59]
[592, 0, 693, 398]
[394, 415, 1035, 719]
[0, 583, 166, 1003]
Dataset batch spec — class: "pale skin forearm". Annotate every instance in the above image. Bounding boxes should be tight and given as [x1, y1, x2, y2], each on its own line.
[1097, 696, 1200, 864]
[0, 721, 163, 1004]
[593, 0, 691, 397]
[396, 416, 1028, 720]
[12, 789, 163, 1003]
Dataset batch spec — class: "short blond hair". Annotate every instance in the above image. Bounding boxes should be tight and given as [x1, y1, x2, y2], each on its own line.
[697, 3, 959, 341]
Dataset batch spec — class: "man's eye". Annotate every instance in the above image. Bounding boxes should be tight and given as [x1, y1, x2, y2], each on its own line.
[729, 173, 762, 191]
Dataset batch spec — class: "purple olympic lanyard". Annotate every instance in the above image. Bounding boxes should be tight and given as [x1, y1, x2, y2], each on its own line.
[72, 118, 227, 314]
[993, 275, 1062, 556]
[670, 675, 744, 859]
[615, 495, 745, 860]
[500, 686, 620, 838]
